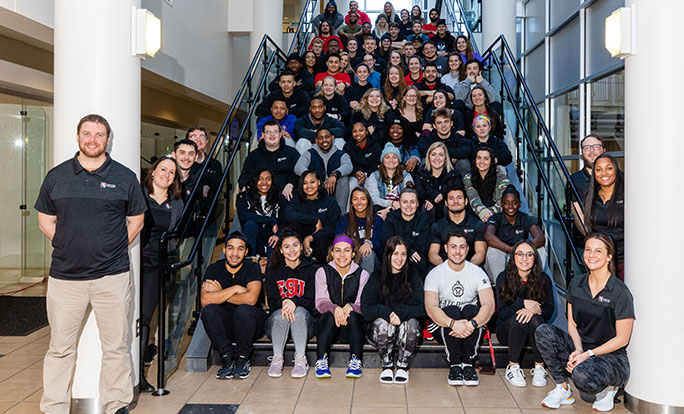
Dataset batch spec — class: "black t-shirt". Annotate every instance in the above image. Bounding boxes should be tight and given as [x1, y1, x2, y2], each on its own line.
[203, 259, 264, 310]
[591, 196, 625, 263]
[430, 212, 485, 261]
[34, 154, 147, 280]
[486, 212, 540, 247]
[569, 168, 591, 203]
[142, 196, 173, 268]
[568, 274, 634, 350]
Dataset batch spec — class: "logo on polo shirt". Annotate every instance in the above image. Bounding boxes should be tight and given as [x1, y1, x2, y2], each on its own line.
[463, 228, 473, 233]
[452, 281, 464, 297]
[165, 203, 171, 209]
[100, 182, 116, 189]
[515, 229, 524, 235]
[277, 157, 287, 162]
[412, 231, 420, 237]
[597, 296, 611, 304]
[318, 208, 328, 213]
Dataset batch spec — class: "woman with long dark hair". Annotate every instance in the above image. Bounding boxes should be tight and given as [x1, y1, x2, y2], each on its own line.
[536, 233, 634, 411]
[455, 35, 482, 64]
[441, 52, 467, 91]
[361, 236, 424, 384]
[464, 86, 504, 139]
[303, 50, 318, 76]
[236, 169, 284, 259]
[139, 156, 183, 392]
[579, 154, 624, 281]
[265, 230, 317, 378]
[463, 147, 510, 222]
[335, 186, 384, 273]
[496, 240, 554, 388]
[404, 55, 424, 86]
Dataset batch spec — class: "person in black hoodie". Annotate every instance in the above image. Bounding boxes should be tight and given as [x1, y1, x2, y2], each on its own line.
[344, 121, 382, 190]
[269, 53, 315, 94]
[414, 141, 463, 223]
[238, 120, 300, 201]
[418, 107, 472, 178]
[361, 236, 424, 384]
[345, 63, 373, 110]
[381, 189, 431, 278]
[265, 230, 318, 378]
[470, 115, 512, 167]
[315, 76, 351, 124]
[294, 97, 346, 153]
[284, 170, 341, 264]
[257, 71, 311, 119]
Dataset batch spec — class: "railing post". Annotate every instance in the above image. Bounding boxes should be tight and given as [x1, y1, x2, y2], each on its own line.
[152, 237, 170, 397]
[535, 125, 544, 220]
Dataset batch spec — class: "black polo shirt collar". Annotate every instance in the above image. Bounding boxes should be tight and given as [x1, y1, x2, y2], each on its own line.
[577, 271, 618, 295]
[71, 152, 113, 179]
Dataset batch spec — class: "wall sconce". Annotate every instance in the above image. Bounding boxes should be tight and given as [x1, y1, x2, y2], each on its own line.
[605, 6, 636, 59]
[132, 7, 161, 58]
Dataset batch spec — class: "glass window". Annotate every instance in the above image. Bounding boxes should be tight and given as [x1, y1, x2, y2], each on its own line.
[590, 70, 624, 156]
[525, 46, 545, 102]
[551, 88, 580, 173]
[524, 0, 546, 50]
[550, 16, 580, 93]
[586, 0, 624, 77]
[550, 0, 579, 29]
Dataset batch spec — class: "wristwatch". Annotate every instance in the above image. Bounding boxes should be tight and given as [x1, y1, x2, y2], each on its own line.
[587, 349, 595, 357]
[470, 319, 478, 329]
[330, 171, 341, 179]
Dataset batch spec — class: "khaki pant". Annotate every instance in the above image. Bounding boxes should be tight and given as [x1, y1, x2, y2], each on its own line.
[41, 273, 133, 414]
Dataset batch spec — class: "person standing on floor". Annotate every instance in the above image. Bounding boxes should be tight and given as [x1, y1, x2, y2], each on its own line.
[35, 114, 147, 414]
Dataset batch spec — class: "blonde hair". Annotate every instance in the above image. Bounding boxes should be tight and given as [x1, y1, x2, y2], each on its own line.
[356, 88, 390, 120]
[425, 141, 454, 173]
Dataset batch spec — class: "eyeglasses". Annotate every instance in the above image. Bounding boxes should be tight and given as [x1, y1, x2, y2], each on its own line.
[189, 134, 207, 140]
[581, 144, 603, 152]
[514, 252, 535, 259]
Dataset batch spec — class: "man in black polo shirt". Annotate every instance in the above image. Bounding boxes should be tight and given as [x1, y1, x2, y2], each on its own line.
[429, 186, 487, 266]
[200, 232, 266, 380]
[187, 126, 223, 202]
[172, 138, 198, 202]
[35, 114, 147, 414]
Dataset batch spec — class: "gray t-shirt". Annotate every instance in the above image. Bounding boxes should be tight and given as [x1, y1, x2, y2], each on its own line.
[424, 261, 491, 309]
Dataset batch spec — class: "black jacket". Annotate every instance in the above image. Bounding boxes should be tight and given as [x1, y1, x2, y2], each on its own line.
[268, 70, 315, 94]
[464, 104, 505, 139]
[320, 93, 351, 124]
[361, 268, 424, 322]
[265, 257, 317, 313]
[414, 167, 462, 205]
[418, 128, 472, 160]
[345, 82, 373, 104]
[351, 108, 396, 141]
[235, 191, 285, 228]
[238, 138, 300, 192]
[495, 272, 555, 324]
[470, 136, 512, 166]
[381, 209, 431, 257]
[257, 89, 311, 118]
[343, 136, 382, 176]
[284, 193, 341, 244]
[294, 114, 347, 143]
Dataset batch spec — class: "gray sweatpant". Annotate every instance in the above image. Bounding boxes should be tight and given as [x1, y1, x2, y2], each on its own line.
[535, 324, 630, 394]
[366, 318, 421, 369]
[266, 307, 314, 357]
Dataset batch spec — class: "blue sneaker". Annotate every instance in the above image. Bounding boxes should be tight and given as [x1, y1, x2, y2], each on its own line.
[315, 355, 331, 378]
[346, 355, 362, 378]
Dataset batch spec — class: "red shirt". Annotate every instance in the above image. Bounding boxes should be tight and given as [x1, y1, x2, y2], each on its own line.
[345, 11, 370, 25]
[474, 109, 489, 118]
[308, 35, 344, 52]
[404, 72, 423, 86]
[315, 71, 351, 85]
[422, 23, 437, 34]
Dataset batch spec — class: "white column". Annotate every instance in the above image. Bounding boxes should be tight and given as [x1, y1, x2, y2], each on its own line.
[54, 0, 142, 406]
[624, 0, 684, 411]
[250, 0, 284, 56]
[481, 0, 516, 53]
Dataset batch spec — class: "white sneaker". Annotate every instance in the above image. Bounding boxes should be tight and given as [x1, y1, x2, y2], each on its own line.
[592, 386, 618, 412]
[531, 365, 548, 387]
[505, 364, 526, 387]
[379, 368, 394, 384]
[541, 384, 575, 409]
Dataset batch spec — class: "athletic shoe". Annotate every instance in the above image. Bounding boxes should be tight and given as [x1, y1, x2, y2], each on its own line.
[216, 354, 234, 379]
[541, 384, 575, 408]
[379, 368, 394, 384]
[394, 368, 409, 384]
[291, 354, 309, 378]
[505, 364, 526, 387]
[422, 326, 434, 341]
[462, 364, 479, 386]
[233, 355, 251, 379]
[267, 355, 284, 378]
[592, 386, 618, 412]
[448, 364, 464, 386]
[531, 365, 548, 387]
[346, 355, 363, 378]
[315, 355, 331, 378]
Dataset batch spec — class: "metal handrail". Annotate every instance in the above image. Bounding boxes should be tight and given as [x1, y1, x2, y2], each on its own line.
[447, 0, 480, 55]
[288, 0, 318, 56]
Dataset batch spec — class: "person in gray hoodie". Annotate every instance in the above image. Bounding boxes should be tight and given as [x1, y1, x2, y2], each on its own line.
[312, 0, 344, 35]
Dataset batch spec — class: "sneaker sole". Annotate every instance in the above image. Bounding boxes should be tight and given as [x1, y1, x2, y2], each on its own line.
[291, 369, 308, 378]
[506, 379, 527, 387]
[532, 380, 547, 387]
[346, 373, 362, 378]
[541, 396, 575, 409]
[315, 373, 331, 379]
[236, 371, 251, 379]
[447, 379, 464, 386]
[216, 374, 233, 380]
[267, 372, 282, 378]
[464, 380, 479, 386]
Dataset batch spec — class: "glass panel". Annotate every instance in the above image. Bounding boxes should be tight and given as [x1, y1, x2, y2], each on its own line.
[586, 0, 624, 77]
[23, 107, 48, 279]
[524, 0, 546, 50]
[550, 0, 579, 29]
[590, 70, 624, 153]
[525, 46, 545, 102]
[550, 16, 580, 93]
[0, 103, 23, 283]
[551, 89, 580, 174]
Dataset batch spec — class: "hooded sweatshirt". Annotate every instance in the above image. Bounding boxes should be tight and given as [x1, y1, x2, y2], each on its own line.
[238, 138, 300, 192]
[294, 114, 347, 143]
[257, 88, 311, 119]
[343, 135, 382, 176]
[418, 128, 472, 160]
[380, 209, 431, 257]
[361, 268, 425, 322]
[284, 192, 341, 244]
[265, 257, 318, 313]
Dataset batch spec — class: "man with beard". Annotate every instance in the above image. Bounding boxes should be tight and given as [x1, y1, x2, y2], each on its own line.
[416, 62, 454, 105]
[420, 41, 448, 73]
[428, 187, 487, 266]
[187, 126, 223, 202]
[172, 138, 199, 202]
[338, 11, 362, 49]
[200, 232, 266, 380]
[293, 97, 346, 153]
[568, 134, 605, 243]
[424, 230, 495, 387]
[36, 114, 147, 414]
[422, 8, 440, 36]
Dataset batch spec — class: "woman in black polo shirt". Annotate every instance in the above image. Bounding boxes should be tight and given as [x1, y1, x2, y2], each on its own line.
[495, 240, 554, 388]
[140, 156, 184, 392]
[580, 154, 624, 281]
[536, 233, 634, 411]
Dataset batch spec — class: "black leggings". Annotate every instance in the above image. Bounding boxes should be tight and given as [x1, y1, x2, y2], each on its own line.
[315, 311, 365, 359]
[433, 305, 481, 365]
[496, 314, 545, 364]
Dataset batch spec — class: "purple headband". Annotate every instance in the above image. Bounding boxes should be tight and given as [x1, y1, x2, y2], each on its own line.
[332, 235, 355, 249]
[472, 115, 491, 126]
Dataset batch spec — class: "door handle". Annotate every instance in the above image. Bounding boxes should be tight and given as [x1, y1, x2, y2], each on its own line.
[19, 205, 27, 210]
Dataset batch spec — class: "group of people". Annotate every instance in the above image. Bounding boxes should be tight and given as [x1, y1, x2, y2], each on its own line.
[32, 2, 631, 413]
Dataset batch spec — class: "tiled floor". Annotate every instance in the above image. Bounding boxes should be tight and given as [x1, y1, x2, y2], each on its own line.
[0, 324, 631, 414]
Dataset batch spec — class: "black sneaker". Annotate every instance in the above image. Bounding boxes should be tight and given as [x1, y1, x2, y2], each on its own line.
[144, 344, 157, 366]
[114, 407, 129, 414]
[234, 355, 252, 379]
[448, 365, 464, 386]
[216, 354, 234, 379]
[463, 364, 479, 386]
